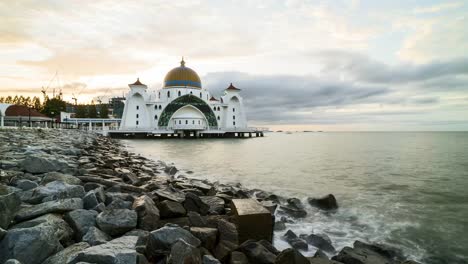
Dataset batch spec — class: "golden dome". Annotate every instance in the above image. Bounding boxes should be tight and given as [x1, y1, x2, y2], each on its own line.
[164, 58, 202, 88]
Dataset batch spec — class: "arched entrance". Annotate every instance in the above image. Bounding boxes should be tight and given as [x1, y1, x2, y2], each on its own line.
[170, 105, 207, 130]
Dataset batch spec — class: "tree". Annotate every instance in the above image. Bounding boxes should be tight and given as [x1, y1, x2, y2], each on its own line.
[88, 104, 98, 118]
[75, 104, 88, 118]
[41, 97, 66, 117]
[99, 104, 109, 118]
[32, 96, 42, 110]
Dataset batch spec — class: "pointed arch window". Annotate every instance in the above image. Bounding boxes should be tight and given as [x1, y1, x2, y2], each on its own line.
[200, 92, 202, 98]
[159, 105, 162, 110]
[217, 116, 220, 120]
[154, 115, 158, 120]
[167, 91, 170, 98]
[178, 91, 181, 97]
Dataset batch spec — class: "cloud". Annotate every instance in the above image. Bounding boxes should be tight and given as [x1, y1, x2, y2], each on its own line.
[413, 2, 463, 14]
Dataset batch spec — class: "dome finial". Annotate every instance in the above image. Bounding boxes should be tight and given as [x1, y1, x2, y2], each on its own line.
[180, 56, 185, 67]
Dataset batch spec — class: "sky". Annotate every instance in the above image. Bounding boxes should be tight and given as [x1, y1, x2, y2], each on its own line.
[1, 0, 467, 131]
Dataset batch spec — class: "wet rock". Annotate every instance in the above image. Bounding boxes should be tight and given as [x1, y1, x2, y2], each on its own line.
[21, 155, 63, 174]
[190, 227, 218, 251]
[69, 235, 141, 264]
[96, 209, 137, 236]
[82, 226, 112, 246]
[153, 188, 185, 203]
[214, 219, 239, 260]
[260, 200, 278, 214]
[83, 190, 99, 209]
[0, 225, 63, 264]
[279, 198, 307, 218]
[15, 198, 83, 222]
[132, 195, 160, 231]
[230, 251, 249, 264]
[93, 202, 106, 213]
[238, 239, 277, 264]
[184, 192, 210, 215]
[307, 194, 338, 211]
[168, 239, 202, 264]
[300, 233, 336, 253]
[0, 227, 6, 239]
[105, 192, 135, 205]
[83, 182, 102, 192]
[274, 221, 287, 231]
[107, 198, 133, 209]
[283, 230, 308, 251]
[259, 240, 280, 255]
[42, 242, 90, 264]
[64, 209, 98, 240]
[41, 172, 81, 185]
[20, 181, 85, 204]
[275, 248, 309, 264]
[164, 165, 178, 175]
[314, 250, 329, 259]
[3, 260, 22, 264]
[203, 255, 222, 264]
[188, 211, 208, 227]
[159, 200, 187, 218]
[331, 245, 392, 264]
[231, 198, 274, 243]
[11, 213, 74, 245]
[0, 192, 21, 228]
[353, 241, 404, 261]
[147, 223, 201, 257]
[201, 196, 225, 215]
[159, 216, 190, 228]
[15, 179, 38, 191]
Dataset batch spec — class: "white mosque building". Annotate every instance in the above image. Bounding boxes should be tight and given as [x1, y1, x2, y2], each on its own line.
[114, 59, 263, 138]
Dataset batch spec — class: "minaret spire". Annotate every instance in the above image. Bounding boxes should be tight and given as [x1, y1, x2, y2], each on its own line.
[180, 56, 185, 67]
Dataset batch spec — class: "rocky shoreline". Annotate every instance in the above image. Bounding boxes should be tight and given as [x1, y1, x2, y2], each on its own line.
[0, 128, 421, 264]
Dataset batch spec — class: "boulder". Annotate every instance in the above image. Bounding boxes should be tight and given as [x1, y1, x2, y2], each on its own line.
[15, 198, 83, 222]
[300, 233, 335, 253]
[159, 216, 191, 228]
[274, 221, 287, 231]
[96, 209, 138, 236]
[214, 219, 239, 261]
[152, 188, 185, 203]
[230, 251, 249, 264]
[190, 227, 218, 251]
[0, 227, 6, 239]
[164, 165, 178, 175]
[200, 196, 225, 215]
[15, 179, 38, 191]
[274, 248, 309, 264]
[307, 194, 338, 211]
[68, 235, 141, 264]
[83, 190, 99, 210]
[107, 198, 133, 209]
[353, 241, 404, 261]
[21, 155, 62, 173]
[0, 192, 21, 229]
[20, 181, 85, 204]
[11, 213, 74, 244]
[3, 260, 22, 264]
[41, 172, 81, 185]
[168, 239, 202, 264]
[187, 211, 208, 227]
[259, 240, 280, 255]
[147, 224, 201, 257]
[42, 242, 90, 264]
[64, 209, 98, 240]
[203, 255, 222, 264]
[238, 240, 277, 264]
[331, 246, 392, 264]
[0, 225, 63, 264]
[283, 230, 308, 251]
[159, 200, 187, 218]
[82, 226, 112, 246]
[231, 199, 274, 243]
[184, 192, 210, 215]
[279, 198, 307, 218]
[105, 192, 135, 205]
[132, 195, 160, 231]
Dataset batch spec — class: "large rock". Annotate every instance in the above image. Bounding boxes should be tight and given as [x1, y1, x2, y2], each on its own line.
[231, 199, 274, 243]
[11, 213, 74, 244]
[146, 224, 201, 257]
[238, 240, 277, 264]
[353, 241, 404, 262]
[42, 242, 90, 264]
[300, 233, 335, 253]
[41, 172, 82, 185]
[82, 226, 112, 246]
[132, 195, 160, 231]
[0, 225, 63, 264]
[68, 235, 141, 264]
[96, 209, 137, 236]
[184, 192, 210, 215]
[307, 194, 338, 211]
[279, 198, 307, 218]
[168, 239, 202, 264]
[83, 190, 99, 210]
[15, 179, 39, 191]
[283, 230, 308, 251]
[159, 200, 187, 218]
[15, 198, 83, 221]
[275, 248, 309, 264]
[214, 219, 239, 261]
[21, 155, 65, 174]
[230, 251, 249, 264]
[331, 246, 392, 264]
[0, 192, 21, 228]
[190, 227, 218, 250]
[20, 181, 85, 204]
[201, 196, 225, 215]
[64, 209, 98, 240]
[153, 188, 185, 203]
[203, 255, 222, 264]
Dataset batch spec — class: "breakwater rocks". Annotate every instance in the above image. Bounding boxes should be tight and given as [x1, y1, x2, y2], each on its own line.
[0, 129, 421, 264]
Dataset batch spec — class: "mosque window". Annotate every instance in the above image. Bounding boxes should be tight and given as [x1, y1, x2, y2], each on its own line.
[154, 105, 157, 110]
[198, 120, 200, 124]
[190, 91, 193, 95]
[186, 120, 188, 124]
[136, 121, 139, 125]
[217, 116, 220, 120]
[233, 121, 236, 126]
[167, 91, 170, 98]
[154, 115, 158, 120]
[136, 114, 139, 118]
[192, 120, 195, 124]
[178, 91, 181, 97]
[233, 115, 235, 120]
[200, 92, 202, 98]
[217, 107, 220, 111]
[179, 120, 181, 124]
[136, 105, 139, 110]
[158, 92, 160, 98]
[213, 106, 216, 111]
[159, 105, 162, 110]
[233, 108, 235, 112]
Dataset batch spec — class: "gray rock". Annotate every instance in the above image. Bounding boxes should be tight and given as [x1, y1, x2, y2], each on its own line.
[159, 200, 187, 218]
[238, 240, 276, 264]
[214, 219, 239, 261]
[41, 172, 81, 185]
[153, 188, 185, 203]
[200, 196, 225, 215]
[275, 248, 309, 264]
[279, 198, 307, 218]
[230, 251, 249, 264]
[0, 192, 21, 229]
[11, 213, 74, 244]
[283, 230, 308, 251]
[64, 209, 98, 240]
[331, 246, 392, 264]
[168, 239, 202, 264]
[353, 240, 404, 261]
[83, 190, 99, 210]
[96, 209, 138, 236]
[203, 255, 222, 264]
[20, 181, 85, 204]
[0, 227, 7, 239]
[93, 202, 106, 213]
[164, 165, 178, 175]
[190, 227, 218, 251]
[15, 179, 38, 191]
[107, 198, 133, 209]
[3, 260, 22, 264]
[132, 195, 160, 231]
[147, 224, 201, 257]
[42, 242, 90, 264]
[0, 225, 63, 264]
[82, 226, 112, 246]
[68, 235, 140, 264]
[300, 233, 335, 253]
[187, 211, 208, 227]
[21, 155, 62, 174]
[15, 198, 83, 222]
[307, 194, 338, 211]
[274, 221, 287, 231]
[105, 192, 135, 205]
[184, 192, 210, 215]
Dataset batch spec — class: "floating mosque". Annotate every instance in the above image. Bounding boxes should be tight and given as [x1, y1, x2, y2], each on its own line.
[111, 58, 264, 138]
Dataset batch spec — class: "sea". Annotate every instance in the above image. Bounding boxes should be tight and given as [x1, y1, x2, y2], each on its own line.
[121, 132, 468, 264]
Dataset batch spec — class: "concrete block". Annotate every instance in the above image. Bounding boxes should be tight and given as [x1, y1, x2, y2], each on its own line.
[230, 199, 274, 243]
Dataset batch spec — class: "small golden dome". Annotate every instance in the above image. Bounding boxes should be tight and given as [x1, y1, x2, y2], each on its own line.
[164, 58, 202, 88]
